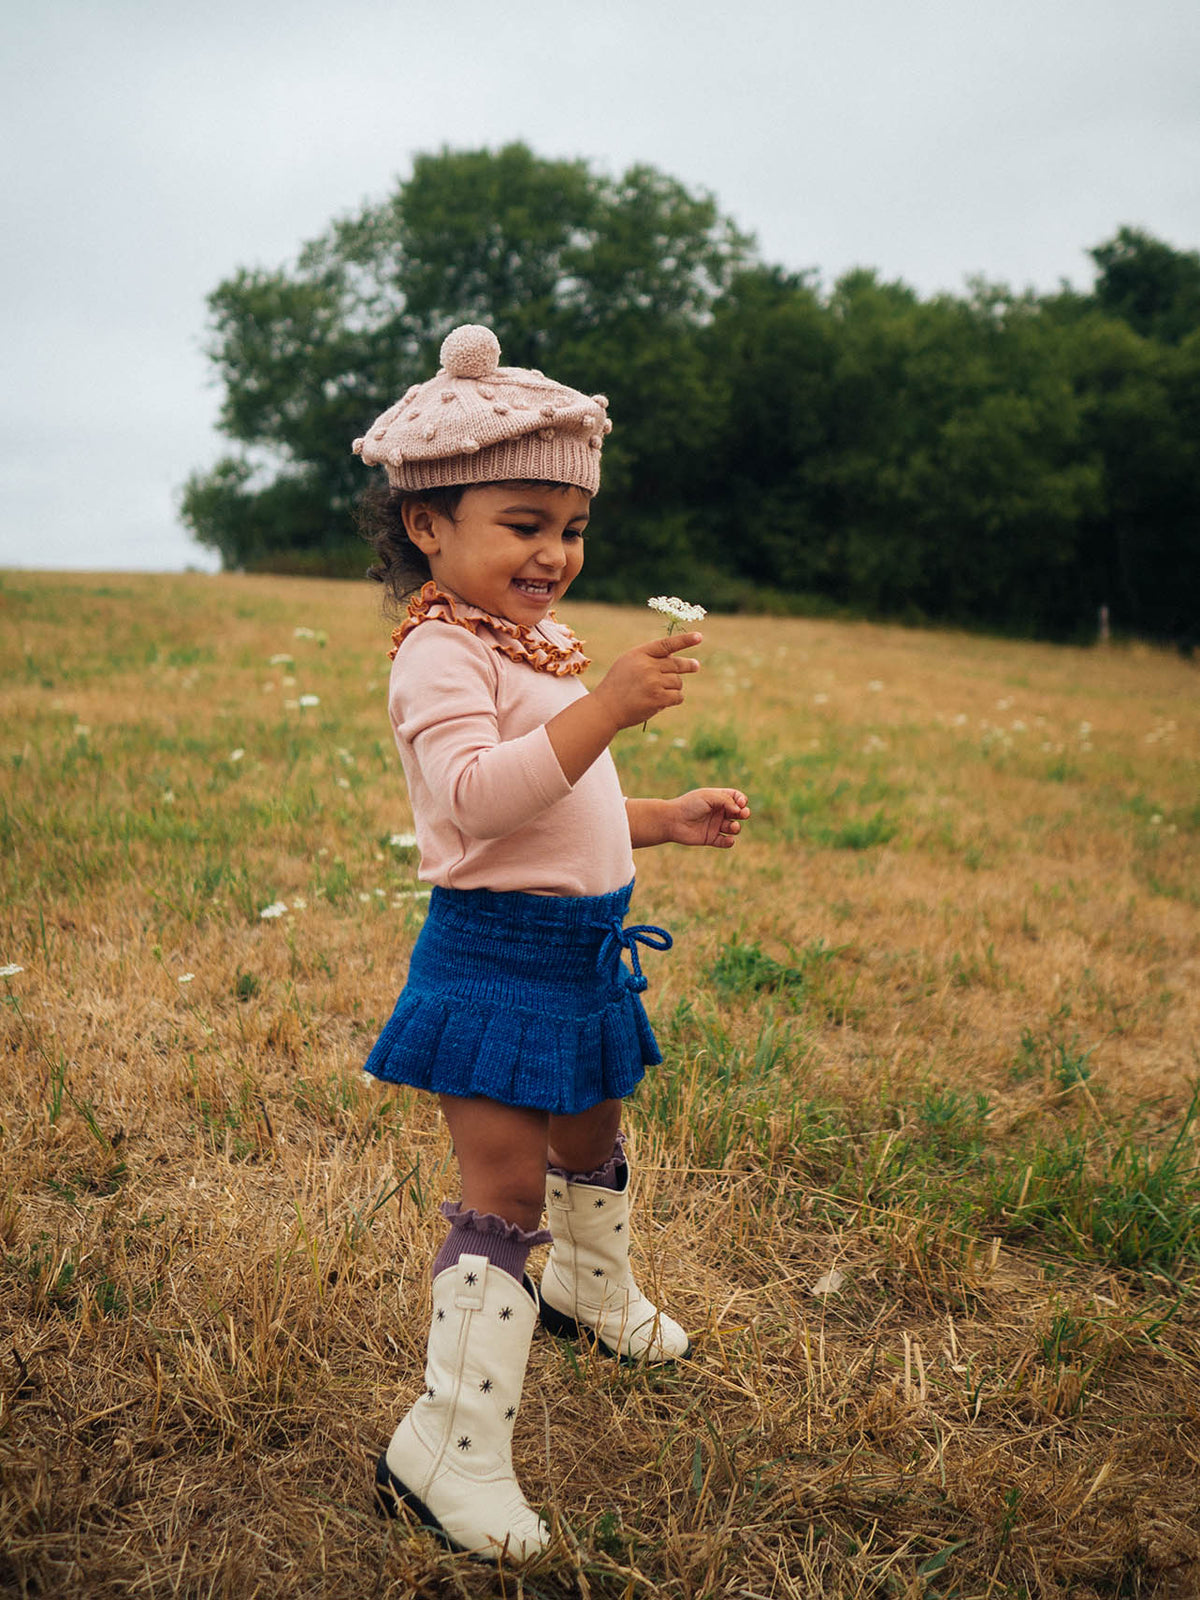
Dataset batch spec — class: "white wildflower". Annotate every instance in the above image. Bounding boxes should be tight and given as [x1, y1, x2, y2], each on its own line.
[282, 675, 297, 687]
[672, 738, 688, 748]
[358, 892, 372, 902]
[268, 653, 293, 666]
[813, 692, 829, 705]
[390, 831, 418, 849]
[336, 748, 355, 765]
[259, 901, 288, 919]
[74, 724, 91, 740]
[811, 1268, 846, 1297]
[1150, 814, 1163, 826]
[298, 694, 320, 708]
[336, 777, 350, 789]
[394, 890, 432, 900]
[374, 888, 386, 898]
[230, 748, 244, 762]
[1011, 721, 1026, 732]
[867, 680, 883, 692]
[647, 595, 707, 625]
[162, 790, 175, 804]
[953, 713, 968, 726]
[0, 964, 24, 978]
[178, 973, 195, 984]
[293, 626, 316, 639]
[292, 897, 307, 910]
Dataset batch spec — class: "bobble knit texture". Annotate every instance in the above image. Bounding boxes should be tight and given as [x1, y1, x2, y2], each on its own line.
[352, 324, 612, 495]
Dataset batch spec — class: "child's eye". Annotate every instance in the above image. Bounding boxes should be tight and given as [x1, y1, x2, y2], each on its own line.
[565, 528, 585, 541]
[509, 524, 539, 536]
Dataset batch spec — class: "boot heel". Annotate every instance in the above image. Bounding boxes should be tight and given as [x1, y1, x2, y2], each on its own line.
[374, 1454, 454, 1544]
[537, 1294, 587, 1343]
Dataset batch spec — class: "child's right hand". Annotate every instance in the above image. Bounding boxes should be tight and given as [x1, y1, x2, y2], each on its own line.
[592, 632, 703, 731]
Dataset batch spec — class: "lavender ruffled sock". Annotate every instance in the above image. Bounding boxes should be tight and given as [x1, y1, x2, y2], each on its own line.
[546, 1131, 627, 1192]
[431, 1200, 552, 1284]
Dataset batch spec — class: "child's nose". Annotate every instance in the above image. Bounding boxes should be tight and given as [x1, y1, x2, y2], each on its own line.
[534, 540, 566, 569]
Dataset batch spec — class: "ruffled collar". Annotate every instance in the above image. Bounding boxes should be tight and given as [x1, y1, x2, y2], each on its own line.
[389, 583, 590, 676]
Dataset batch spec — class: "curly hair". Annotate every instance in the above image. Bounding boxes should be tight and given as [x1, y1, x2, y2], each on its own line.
[356, 484, 466, 616]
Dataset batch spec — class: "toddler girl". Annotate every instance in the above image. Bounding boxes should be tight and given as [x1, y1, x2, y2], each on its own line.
[353, 325, 749, 1560]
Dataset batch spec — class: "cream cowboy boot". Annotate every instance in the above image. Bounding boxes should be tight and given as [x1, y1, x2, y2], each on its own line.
[375, 1254, 549, 1561]
[539, 1162, 691, 1363]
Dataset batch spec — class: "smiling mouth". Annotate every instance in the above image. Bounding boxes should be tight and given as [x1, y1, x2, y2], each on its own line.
[512, 579, 555, 598]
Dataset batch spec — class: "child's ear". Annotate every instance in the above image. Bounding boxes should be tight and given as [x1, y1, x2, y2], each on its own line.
[402, 501, 442, 556]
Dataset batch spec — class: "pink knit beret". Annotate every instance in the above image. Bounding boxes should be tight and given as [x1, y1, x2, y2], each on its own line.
[352, 325, 612, 495]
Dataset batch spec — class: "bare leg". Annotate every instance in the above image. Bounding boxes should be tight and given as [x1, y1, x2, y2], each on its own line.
[547, 1096, 623, 1173]
[438, 1094, 549, 1232]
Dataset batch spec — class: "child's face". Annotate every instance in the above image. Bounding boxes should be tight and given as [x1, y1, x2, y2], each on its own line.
[405, 483, 590, 626]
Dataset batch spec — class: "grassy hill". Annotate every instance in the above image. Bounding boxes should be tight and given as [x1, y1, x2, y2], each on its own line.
[2, 570, 1198, 1597]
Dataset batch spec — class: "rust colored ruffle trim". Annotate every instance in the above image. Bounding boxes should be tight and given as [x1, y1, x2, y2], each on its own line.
[389, 582, 590, 675]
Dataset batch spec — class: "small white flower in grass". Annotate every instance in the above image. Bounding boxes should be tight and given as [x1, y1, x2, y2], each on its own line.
[390, 831, 418, 849]
[292, 897, 307, 910]
[162, 790, 175, 805]
[336, 748, 355, 765]
[294, 626, 316, 639]
[867, 680, 883, 692]
[299, 694, 320, 708]
[336, 777, 350, 789]
[374, 888, 386, 898]
[0, 964, 24, 978]
[394, 889, 432, 900]
[269, 653, 293, 666]
[1150, 814, 1163, 826]
[230, 748, 245, 762]
[358, 892, 372, 902]
[259, 901, 288, 919]
[813, 693, 829, 705]
[178, 973, 195, 984]
[811, 1268, 846, 1297]
[647, 595, 707, 626]
[282, 675, 297, 687]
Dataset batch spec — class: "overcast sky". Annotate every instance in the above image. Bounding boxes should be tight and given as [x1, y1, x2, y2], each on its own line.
[3, 0, 1198, 573]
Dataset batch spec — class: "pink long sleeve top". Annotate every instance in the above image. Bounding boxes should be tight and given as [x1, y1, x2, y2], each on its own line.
[387, 606, 635, 897]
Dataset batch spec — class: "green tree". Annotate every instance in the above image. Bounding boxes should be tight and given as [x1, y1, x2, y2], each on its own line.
[1089, 225, 1200, 345]
[181, 145, 751, 574]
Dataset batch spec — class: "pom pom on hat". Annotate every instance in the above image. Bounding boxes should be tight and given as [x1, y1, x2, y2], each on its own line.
[440, 324, 501, 378]
[352, 323, 611, 495]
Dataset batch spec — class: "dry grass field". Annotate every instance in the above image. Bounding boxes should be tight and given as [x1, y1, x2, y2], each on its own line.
[1, 569, 1198, 1599]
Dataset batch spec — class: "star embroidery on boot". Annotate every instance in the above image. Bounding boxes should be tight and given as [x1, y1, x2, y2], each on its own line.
[457, 1435, 471, 1451]
[551, 1187, 563, 1201]
[613, 1222, 624, 1233]
[435, 1309, 445, 1321]
[499, 1306, 512, 1320]
[593, 1198, 606, 1208]
[426, 1387, 436, 1400]
[505, 1406, 516, 1421]
[464, 1270, 478, 1286]
[480, 1378, 493, 1393]
[592, 1267, 604, 1277]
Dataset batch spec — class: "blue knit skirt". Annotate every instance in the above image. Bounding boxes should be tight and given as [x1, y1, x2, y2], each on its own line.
[362, 880, 670, 1114]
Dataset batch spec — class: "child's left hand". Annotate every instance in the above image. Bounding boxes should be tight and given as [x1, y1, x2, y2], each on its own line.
[668, 788, 751, 849]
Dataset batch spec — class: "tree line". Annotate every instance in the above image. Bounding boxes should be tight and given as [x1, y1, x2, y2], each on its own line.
[182, 144, 1200, 644]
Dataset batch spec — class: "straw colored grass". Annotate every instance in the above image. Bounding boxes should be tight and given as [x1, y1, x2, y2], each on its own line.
[1, 570, 1198, 1598]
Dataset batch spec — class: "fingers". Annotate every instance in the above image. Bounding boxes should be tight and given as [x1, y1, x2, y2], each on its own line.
[648, 630, 703, 659]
